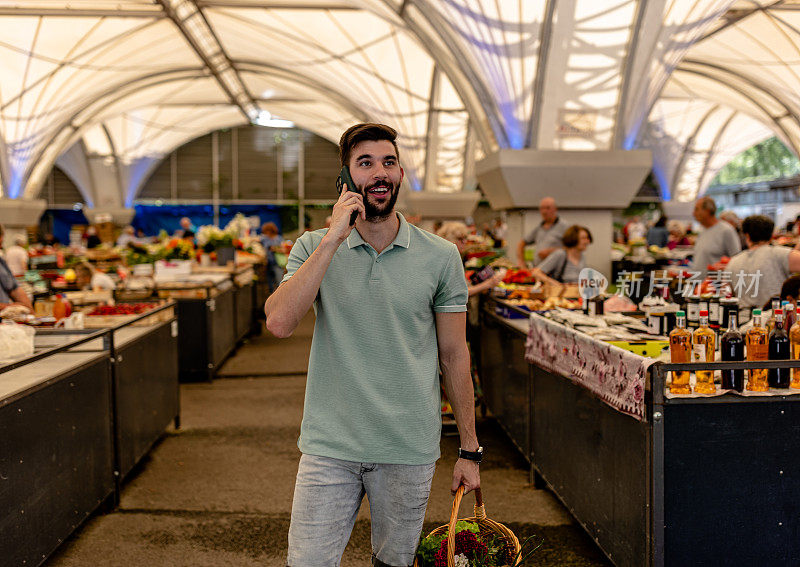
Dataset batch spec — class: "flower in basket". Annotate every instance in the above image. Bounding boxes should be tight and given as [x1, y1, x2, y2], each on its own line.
[433, 530, 487, 567]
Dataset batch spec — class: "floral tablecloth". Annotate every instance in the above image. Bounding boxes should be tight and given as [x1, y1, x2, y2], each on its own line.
[525, 314, 652, 421]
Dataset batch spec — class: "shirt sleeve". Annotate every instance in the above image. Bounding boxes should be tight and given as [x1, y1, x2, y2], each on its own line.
[280, 233, 314, 285]
[0, 259, 18, 294]
[523, 227, 539, 245]
[537, 248, 564, 278]
[725, 226, 742, 257]
[433, 245, 468, 313]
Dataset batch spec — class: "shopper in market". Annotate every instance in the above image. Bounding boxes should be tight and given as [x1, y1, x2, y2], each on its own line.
[667, 219, 691, 249]
[259, 221, 284, 293]
[5, 234, 29, 276]
[780, 275, 800, 306]
[436, 221, 505, 295]
[0, 225, 33, 312]
[690, 196, 741, 276]
[116, 225, 138, 248]
[265, 123, 478, 567]
[75, 262, 116, 291]
[725, 215, 800, 309]
[516, 196, 568, 266]
[646, 216, 669, 248]
[176, 217, 195, 240]
[531, 224, 593, 285]
[85, 226, 102, 249]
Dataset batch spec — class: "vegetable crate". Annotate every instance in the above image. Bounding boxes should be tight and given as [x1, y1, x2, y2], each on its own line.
[82, 302, 174, 328]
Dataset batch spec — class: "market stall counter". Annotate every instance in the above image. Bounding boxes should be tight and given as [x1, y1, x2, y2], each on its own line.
[479, 296, 800, 567]
[0, 301, 179, 566]
[156, 273, 236, 381]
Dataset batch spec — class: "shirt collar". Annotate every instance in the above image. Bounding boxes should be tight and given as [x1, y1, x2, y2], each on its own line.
[347, 212, 411, 250]
[540, 216, 560, 227]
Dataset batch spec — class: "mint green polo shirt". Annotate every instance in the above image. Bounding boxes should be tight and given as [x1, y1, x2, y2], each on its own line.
[281, 213, 468, 464]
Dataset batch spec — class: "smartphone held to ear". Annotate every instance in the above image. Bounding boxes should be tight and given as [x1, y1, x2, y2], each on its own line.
[336, 166, 360, 226]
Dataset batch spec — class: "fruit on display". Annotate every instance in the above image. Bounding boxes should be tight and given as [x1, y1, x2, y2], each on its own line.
[502, 268, 536, 284]
[87, 303, 156, 316]
[505, 297, 581, 311]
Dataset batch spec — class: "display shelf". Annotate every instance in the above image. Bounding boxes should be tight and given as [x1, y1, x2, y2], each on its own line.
[0, 311, 179, 567]
[480, 296, 800, 567]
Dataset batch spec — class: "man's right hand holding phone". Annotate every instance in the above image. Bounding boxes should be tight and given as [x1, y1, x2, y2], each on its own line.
[326, 185, 365, 244]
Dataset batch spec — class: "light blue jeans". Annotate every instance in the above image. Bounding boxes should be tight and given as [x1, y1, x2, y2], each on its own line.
[287, 454, 436, 567]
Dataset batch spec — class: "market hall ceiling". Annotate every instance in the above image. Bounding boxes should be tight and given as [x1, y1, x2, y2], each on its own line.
[0, 0, 799, 205]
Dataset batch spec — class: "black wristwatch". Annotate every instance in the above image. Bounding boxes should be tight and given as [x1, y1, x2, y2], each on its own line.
[458, 446, 484, 464]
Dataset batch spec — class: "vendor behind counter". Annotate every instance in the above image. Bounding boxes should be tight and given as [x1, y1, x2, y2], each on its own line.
[75, 262, 116, 291]
[726, 215, 800, 310]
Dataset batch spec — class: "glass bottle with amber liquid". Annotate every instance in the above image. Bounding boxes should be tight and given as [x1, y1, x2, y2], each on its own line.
[746, 309, 769, 391]
[720, 313, 745, 391]
[766, 297, 781, 336]
[769, 308, 791, 388]
[693, 309, 716, 394]
[791, 312, 800, 389]
[669, 310, 692, 394]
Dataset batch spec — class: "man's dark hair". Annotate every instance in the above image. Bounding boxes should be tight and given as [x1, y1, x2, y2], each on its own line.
[562, 225, 593, 248]
[339, 123, 399, 167]
[741, 215, 774, 244]
[781, 275, 800, 301]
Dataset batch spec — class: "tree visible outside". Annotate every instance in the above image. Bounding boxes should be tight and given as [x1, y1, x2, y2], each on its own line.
[711, 137, 800, 186]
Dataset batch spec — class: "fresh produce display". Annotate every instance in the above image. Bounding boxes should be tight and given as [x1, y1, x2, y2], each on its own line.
[87, 303, 157, 316]
[501, 268, 536, 284]
[506, 297, 581, 311]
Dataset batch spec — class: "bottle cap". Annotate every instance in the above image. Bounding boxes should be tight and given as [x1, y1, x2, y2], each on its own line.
[699, 309, 708, 316]
[753, 309, 762, 315]
[676, 310, 685, 317]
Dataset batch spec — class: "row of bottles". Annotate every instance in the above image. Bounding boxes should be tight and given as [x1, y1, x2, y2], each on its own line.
[669, 308, 800, 394]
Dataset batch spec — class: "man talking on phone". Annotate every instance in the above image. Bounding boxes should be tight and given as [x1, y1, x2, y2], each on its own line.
[265, 123, 480, 567]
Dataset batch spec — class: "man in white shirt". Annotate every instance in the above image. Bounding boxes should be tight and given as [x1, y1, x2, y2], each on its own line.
[691, 197, 741, 276]
[516, 197, 568, 266]
[5, 234, 29, 276]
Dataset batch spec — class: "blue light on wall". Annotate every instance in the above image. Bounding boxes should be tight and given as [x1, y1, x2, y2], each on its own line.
[6, 171, 24, 199]
[125, 158, 157, 207]
[651, 162, 670, 201]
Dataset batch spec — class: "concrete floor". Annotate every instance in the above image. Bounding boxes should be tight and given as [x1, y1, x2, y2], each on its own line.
[46, 315, 610, 566]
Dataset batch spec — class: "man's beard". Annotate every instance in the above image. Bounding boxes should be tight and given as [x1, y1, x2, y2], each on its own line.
[362, 181, 399, 222]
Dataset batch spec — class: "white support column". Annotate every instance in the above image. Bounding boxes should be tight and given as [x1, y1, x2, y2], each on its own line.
[477, 148, 653, 276]
[212, 131, 220, 226]
[0, 199, 47, 249]
[298, 133, 305, 231]
[423, 67, 441, 192]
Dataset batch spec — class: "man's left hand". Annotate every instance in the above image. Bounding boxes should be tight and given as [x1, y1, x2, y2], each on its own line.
[452, 459, 480, 495]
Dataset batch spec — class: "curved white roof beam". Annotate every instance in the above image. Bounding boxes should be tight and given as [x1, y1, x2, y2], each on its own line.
[388, 0, 735, 153]
[39, 68, 366, 204]
[3, 2, 471, 201]
[644, 98, 774, 202]
[641, 0, 800, 201]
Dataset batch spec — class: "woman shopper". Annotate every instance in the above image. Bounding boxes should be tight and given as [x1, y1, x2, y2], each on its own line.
[436, 221, 505, 296]
[532, 224, 592, 285]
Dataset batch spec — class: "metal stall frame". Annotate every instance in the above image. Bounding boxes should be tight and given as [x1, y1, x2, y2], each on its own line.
[480, 297, 800, 567]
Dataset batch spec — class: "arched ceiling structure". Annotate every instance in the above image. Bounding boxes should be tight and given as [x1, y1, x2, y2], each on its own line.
[3, 0, 800, 207]
[644, 0, 800, 201]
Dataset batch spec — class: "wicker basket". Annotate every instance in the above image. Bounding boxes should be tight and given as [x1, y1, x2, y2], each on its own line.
[414, 486, 521, 567]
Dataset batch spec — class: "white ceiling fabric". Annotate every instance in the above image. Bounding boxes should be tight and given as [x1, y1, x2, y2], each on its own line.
[0, 0, 798, 205]
[640, 0, 800, 201]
